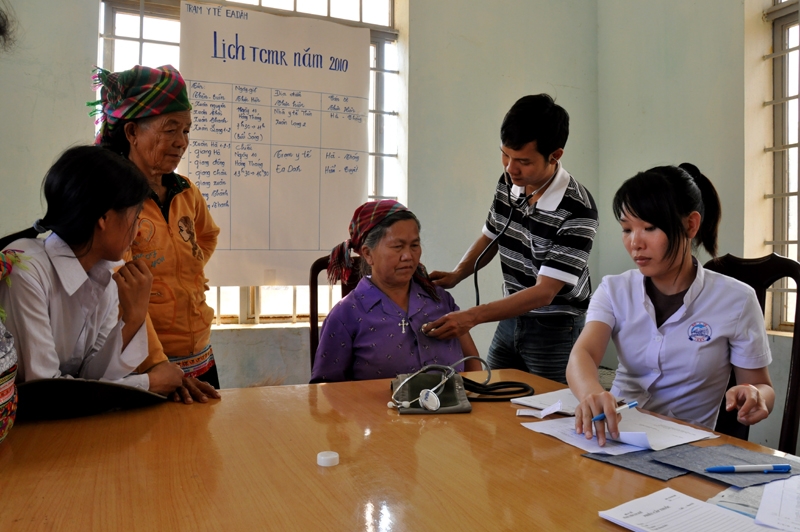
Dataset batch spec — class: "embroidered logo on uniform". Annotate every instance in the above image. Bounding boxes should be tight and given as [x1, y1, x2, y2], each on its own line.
[687, 322, 712, 343]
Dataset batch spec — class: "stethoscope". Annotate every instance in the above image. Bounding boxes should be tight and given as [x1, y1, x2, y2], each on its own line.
[388, 356, 490, 411]
[472, 167, 557, 306]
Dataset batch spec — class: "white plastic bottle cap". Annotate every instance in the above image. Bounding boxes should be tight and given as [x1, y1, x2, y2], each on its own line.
[317, 451, 339, 467]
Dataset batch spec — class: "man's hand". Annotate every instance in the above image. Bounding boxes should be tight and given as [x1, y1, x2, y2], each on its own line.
[422, 309, 476, 340]
[171, 376, 222, 404]
[146, 361, 184, 395]
[429, 270, 462, 289]
[113, 259, 153, 329]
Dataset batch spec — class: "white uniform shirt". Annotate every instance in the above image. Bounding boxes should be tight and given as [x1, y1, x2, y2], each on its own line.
[587, 262, 771, 429]
[0, 235, 149, 389]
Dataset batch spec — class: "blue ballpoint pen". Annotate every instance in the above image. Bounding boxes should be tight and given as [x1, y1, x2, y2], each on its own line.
[591, 401, 638, 422]
[705, 464, 792, 473]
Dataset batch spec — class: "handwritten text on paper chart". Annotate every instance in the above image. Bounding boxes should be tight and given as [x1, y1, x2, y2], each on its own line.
[184, 4, 351, 71]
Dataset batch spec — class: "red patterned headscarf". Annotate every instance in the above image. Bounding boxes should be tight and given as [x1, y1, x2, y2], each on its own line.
[88, 64, 192, 144]
[327, 200, 438, 300]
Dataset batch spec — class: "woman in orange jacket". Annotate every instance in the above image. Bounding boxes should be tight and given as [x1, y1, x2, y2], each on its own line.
[91, 64, 221, 404]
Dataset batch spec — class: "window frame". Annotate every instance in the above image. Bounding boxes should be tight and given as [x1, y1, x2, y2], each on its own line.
[100, 0, 181, 69]
[770, 7, 800, 331]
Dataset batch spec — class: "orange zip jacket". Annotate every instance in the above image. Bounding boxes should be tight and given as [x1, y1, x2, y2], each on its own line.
[131, 174, 219, 371]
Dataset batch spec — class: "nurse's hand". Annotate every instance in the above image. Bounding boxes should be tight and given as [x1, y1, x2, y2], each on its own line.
[575, 391, 620, 446]
[726, 384, 769, 425]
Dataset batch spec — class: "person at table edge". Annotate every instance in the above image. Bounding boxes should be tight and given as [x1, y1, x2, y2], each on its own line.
[567, 163, 774, 445]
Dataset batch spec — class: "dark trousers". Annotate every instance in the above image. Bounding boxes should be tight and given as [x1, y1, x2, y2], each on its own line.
[486, 314, 585, 385]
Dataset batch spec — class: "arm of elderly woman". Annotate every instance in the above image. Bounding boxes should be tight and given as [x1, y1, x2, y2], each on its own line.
[458, 334, 483, 371]
[166, 187, 222, 402]
[192, 185, 220, 266]
[172, 377, 220, 403]
[310, 313, 354, 383]
[135, 317, 210, 400]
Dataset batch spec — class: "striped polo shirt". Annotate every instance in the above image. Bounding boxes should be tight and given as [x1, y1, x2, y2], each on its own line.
[482, 163, 598, 316]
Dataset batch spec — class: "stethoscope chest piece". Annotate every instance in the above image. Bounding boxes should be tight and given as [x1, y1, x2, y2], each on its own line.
[418, 389, 441, 411]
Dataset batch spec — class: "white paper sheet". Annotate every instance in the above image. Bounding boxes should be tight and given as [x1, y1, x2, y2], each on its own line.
[522, 408, 716, 455]
[522, 416, 644, 455]
[600, 488, 765, 532]
[707, 485, 765, 518]
[511, 388, 580, 415]
[755, 475, 800, 531]
[515, 400, 562, 419]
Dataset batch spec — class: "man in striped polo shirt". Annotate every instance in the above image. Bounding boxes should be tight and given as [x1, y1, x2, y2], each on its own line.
[425, 94, 598, 384]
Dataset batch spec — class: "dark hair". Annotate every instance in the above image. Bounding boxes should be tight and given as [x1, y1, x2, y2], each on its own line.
[101, 118, 140, 158]
[0, 2, 15, 52]
[101, 116, 161, 157]
[612, 163, 721, 264]
[0, 145, 151, 251]
[500, 94, 569, 158]
[359, 210, 421, 277]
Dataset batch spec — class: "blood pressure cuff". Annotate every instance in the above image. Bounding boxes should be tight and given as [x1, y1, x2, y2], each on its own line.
[390, 372, 472, 415]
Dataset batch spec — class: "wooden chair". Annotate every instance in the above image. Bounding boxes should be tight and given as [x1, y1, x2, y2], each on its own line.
[309, 255, 361, 371]
[704, 253, 800, 453]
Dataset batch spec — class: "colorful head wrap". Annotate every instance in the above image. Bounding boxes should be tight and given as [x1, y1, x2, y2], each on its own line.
[0, 252, 15, 283]
[0, 250, 25, 323]
[88, 64, 192, 144]
[327, 200, 439, 300]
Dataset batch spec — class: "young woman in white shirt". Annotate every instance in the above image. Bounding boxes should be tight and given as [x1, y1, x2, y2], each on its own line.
[566, 163, 775, 445]
[0, 145, 183, 394]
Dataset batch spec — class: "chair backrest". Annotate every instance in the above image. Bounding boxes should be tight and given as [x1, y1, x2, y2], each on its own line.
[309, 255, 361, 371]
[704, 253, 800, 454]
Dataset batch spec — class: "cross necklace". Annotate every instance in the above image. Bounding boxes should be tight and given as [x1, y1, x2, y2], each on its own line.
[398, 318, 408, 333]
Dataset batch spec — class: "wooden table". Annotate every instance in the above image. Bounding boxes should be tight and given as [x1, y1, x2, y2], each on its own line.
[0, 370, 785, 531]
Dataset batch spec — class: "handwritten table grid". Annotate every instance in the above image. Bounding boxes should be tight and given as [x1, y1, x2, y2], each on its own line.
[187, 79, 368, 252]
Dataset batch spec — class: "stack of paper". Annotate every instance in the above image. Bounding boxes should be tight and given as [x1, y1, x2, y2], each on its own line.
[523, 407, 717, 455]
[708, 453, 800, 523]
[755, 475, 800, 531]
[600, 488, 765, 531]
[516, 400, 563, 419]
[511, 388, 579, 415]
[652, 444, 797, 488]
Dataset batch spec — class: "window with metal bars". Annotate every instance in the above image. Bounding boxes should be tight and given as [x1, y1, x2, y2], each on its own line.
[767, 0, 800, 330]
[99, 0, 399, 324]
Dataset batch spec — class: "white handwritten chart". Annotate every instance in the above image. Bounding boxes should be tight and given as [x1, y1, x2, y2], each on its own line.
[179, 2, 369, 285]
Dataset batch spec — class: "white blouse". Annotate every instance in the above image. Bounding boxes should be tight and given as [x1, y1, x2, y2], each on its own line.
[587, 262, 771, 429]
[0, 234, 149, 390]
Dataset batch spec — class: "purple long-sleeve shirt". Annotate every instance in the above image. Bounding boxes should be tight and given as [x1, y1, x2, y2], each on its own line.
[310, 277, 466, 382]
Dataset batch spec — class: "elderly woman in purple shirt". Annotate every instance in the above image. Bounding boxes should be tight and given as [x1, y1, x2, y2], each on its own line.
[311, 201, 481, 383]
